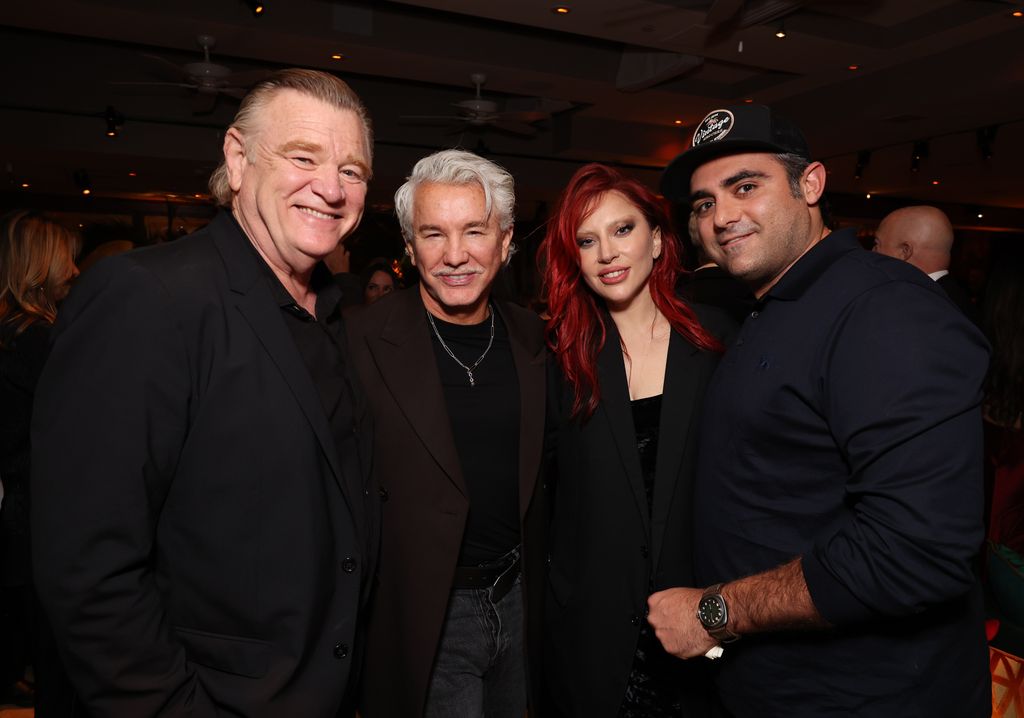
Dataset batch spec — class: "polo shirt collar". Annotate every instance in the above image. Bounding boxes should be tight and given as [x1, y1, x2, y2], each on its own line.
[764, 228, 860, 302]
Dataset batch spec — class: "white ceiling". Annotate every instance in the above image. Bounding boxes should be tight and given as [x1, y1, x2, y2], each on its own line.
[2, 0, 1023, 226]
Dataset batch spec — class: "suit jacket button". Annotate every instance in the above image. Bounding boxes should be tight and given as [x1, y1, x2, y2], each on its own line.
[333, 642, 349, 659]
[378, 486, 389, 502]
[630, 614, 641, 626]
[342, 557, 357, 573]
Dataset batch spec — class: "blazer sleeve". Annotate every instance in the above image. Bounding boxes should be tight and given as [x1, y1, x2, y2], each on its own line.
[31, 256, 220, 716]
[801, 280, 990, 625]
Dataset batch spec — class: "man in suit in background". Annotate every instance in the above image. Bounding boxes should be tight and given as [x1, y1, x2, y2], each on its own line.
[347, 150, 546, 717]
[32, 68, 377, 717]
[872, 204, 977, 319]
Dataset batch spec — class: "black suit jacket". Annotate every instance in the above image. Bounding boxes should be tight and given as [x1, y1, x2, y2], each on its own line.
[345, 287, 547, 717]
[32, 212, 376, 717]
[544, 309, 729, 718]
[936, 272, 979, 324]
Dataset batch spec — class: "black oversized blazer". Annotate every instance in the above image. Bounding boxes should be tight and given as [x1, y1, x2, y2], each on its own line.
[32, 212, 377, 717]
[543, 309, 729, 717]
[346, 287, 548, 717]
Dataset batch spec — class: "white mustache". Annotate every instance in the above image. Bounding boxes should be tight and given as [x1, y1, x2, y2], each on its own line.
[432, 268, 484, 278]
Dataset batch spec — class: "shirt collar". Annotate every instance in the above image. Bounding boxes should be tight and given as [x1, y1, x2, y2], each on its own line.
[764, 228, 861, 302]
[229, 214, 341, 321]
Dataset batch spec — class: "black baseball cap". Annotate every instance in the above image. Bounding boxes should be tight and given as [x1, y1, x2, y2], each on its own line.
[660, 104, 810, 201]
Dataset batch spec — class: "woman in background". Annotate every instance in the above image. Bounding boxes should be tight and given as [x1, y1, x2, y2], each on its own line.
[541, 164, 729, 717]
[982, 242, 1024, 554]
[360, 259, 398, 304]
[0, 210, 80, 711]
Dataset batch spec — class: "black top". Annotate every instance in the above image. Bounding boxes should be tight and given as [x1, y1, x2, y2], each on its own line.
[243, 229, 359, 482]
[695, 229, 991, 716]
[631, 394, 662, 513]
[429, 310, 520, 566]
[1, 320, 50, 586]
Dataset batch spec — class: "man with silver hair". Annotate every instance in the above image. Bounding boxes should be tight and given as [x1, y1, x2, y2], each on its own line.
[346, 149, 547, 717]
[32, 69, 377, 716]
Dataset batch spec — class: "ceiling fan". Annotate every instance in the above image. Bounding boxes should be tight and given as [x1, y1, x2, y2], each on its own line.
[401, 73, 568, 137]
[112, 35, 269, 114]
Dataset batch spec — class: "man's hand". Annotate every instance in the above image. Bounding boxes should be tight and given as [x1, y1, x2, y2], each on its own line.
[647, 587, 718, 659]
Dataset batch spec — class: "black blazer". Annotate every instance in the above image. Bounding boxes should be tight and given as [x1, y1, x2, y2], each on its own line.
[32, 212, 376, 717]
[544, 308, 729, 718]
[346, 287, 547, 717]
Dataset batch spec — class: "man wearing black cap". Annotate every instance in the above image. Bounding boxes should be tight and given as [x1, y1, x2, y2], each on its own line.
[647, 105, 991, 716]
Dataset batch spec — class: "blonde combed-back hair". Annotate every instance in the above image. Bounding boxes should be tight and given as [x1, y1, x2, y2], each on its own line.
[0, 210, 81, 342]
[208, 68, 374, 207]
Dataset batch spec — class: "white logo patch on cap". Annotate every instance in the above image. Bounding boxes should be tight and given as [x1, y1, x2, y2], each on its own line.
[692, 109, 734, 147]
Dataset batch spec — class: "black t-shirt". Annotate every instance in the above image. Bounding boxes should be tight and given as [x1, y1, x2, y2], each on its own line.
[428, 309, 520, 566]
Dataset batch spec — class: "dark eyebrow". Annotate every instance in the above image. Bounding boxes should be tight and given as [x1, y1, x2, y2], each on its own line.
[689, 169, 769, 203]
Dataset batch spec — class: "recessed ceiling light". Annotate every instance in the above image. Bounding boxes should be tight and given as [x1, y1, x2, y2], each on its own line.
[931, 180, 940, 185]
[673, 119, 683, 125]
[20, 182, 30, 188]
[128, 171, 137, 177]
[977, 212, 984, 218]
[848, 64, 859, 71]
[743, 98, 754, 103]
[82, 188, 91, 196]
[330, 53, 345, 60]
[552, 5, 571, 14]
[1013, 10, 1023, 17]
[865, 193, 872, 199]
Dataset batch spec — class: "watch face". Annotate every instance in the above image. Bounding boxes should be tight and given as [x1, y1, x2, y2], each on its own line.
[698, 595, 727, 629]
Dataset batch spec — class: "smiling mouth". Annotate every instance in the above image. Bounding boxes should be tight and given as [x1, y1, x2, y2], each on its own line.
[598, 268, 628, 283]
[435, 272, 480, 286]
[297, 206, 341, 220]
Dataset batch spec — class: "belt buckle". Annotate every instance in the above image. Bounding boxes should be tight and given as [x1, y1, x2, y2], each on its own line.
[489, 550, 520, 603]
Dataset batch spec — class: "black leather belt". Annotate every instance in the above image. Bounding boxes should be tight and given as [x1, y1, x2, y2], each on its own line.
[452, 546, 521, 602]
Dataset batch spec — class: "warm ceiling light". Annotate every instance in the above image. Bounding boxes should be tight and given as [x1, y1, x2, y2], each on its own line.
[931, 180, 940, 185]
[552, 5, 571, 14]
[743, 98, 754, 103]
[20, 182, 30, 189]
[673, 119, 683, 125]
[82, 188, 91, 196]
[1013, 10, 1023, 17]
[775, 22, 786, 38]
[848, 64, 859, 71]
[194, 193, 203, 198]
[977, 212, 984, 218]
[128, 171, 137, 177]
[865, 193, 872, 199]
[330, 53, 345, 60]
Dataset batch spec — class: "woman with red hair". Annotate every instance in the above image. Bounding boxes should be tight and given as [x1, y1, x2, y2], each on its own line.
[541, 163, 730, 717]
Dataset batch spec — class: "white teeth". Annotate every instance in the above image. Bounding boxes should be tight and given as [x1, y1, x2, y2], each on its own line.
[603, 269, 625, 278]
[298, 207, 336, 220]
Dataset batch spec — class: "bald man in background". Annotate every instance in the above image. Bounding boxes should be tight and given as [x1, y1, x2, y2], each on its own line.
[872, 205, 976, 320]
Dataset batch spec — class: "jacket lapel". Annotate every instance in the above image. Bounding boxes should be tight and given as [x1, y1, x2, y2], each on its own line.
[366, 289, 466, 496]
[211, 213, 351, 507]
[500, 303, 546, 519]
[596, 318, 650, 535]
[650, 330, 702, 573]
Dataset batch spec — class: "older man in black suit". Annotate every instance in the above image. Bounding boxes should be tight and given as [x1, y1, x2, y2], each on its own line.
[31, 69, 377, 717]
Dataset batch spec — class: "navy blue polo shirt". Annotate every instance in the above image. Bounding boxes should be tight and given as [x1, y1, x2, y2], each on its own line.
[695, 229, 991, 716]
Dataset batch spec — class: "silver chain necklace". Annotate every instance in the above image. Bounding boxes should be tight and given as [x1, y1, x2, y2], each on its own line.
[426, 306, 495, 388]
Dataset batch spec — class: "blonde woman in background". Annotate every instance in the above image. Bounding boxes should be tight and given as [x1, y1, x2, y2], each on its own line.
[0, 210, 79, 711]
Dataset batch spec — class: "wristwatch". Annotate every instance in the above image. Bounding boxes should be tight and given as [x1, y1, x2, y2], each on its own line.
[697, 583, 740, 643]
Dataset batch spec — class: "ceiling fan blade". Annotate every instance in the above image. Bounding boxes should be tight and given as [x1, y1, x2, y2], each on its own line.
[490, 119, 539, 137]
[500, 110, 548, 124]
[139, 53, 191, 83]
